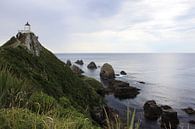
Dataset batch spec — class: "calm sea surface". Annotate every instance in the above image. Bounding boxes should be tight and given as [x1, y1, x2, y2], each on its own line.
[56, 53, 195, 129]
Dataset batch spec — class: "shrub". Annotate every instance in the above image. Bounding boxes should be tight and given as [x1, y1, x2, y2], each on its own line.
[28, 91, 58, 114]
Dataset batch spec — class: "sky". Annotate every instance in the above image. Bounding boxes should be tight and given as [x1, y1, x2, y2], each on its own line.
[0, 0, 195, 53]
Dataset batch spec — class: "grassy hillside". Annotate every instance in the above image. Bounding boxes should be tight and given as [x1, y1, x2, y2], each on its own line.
[0, 36, 104, 129]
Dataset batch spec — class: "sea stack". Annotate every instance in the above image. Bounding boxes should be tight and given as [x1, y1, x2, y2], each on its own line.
[100, 63, 115, 80]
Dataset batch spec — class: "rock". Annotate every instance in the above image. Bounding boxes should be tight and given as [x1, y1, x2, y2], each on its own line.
[144, 100, 162, 120]
[189, 120, 195, 124]
[161, 105, 172, 110]
[109, 80, 129, 88]
[16, 32, 42, 56]
[100, 63, 115, 80]
[182, 107, 195, 115]
[114, 86, 140, 99]
[87, 61, 97, 69]
[138, 81, 146, 84]
[120, 71, 127, 75]
[71, 65, 84, 75]
[161, 109, 179, 129]
[109, 80, 140, 99]
[66, 60, 71, 66]
[75, 60, 84, 65]
[115, 74, 120, 77]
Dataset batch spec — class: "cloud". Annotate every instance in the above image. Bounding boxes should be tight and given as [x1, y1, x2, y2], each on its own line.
[0, 0, 195, 52]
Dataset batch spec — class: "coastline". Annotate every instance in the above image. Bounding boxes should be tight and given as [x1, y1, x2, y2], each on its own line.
[58, 54, 195, 129]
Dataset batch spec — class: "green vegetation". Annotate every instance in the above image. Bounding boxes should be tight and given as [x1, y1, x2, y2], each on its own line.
[0, 38, 104, 128]
[103, 107, 140, 129]
[0, 44, 104, 112]
[0, 108, 100, 129]
[0, 66, 101, 129]
[0, 36, 139, 129]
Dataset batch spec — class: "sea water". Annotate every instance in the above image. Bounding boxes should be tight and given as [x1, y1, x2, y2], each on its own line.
[56, 53, 195, 129]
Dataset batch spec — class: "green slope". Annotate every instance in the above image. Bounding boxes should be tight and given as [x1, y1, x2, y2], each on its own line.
[0, 33, 104, 129]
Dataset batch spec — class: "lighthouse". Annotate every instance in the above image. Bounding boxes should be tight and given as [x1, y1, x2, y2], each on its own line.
[24, 22, 31, 33]
[18, 22, 31, 33]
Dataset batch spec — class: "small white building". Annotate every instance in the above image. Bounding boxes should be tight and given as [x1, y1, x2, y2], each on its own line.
[18, 22, 31, 33]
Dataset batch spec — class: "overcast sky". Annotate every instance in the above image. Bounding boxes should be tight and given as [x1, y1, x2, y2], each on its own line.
[0, 0, 195, 53]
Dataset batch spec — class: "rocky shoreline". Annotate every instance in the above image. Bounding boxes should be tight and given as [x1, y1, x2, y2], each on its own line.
[67, 59, 195, 129]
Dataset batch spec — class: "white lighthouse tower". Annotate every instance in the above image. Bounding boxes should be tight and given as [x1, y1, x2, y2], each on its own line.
[24, 22, 31, 33]
[18, 22, 31, 33]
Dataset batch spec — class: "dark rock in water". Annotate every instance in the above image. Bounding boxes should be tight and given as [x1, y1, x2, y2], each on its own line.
[161, 109, 179, 129]
[109, 80, 130, 89]
[71, 65, 84, 75]
[75, 60, 84, 65]
[114, 86, 140, 99]
[109, 80, 140, 99]
[66, 60, 71, 66]
[189, 120, 195, 124]
[100, 63, 115, 80]
[144, 100, 162, 120]
[120, 71, 127, 75]
[138, 81, 146, 84]
[182, 107, 195, 115]
[115, 74, 120, 76]
[161, 105, 172, 110]
[87, 61, 97, 69]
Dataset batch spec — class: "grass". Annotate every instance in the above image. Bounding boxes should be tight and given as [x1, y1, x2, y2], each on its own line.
[0, 66, 31, 108]
[0, 67, 100, 129]
[0, 108, 100, 129]
[103, 106, 140, 129]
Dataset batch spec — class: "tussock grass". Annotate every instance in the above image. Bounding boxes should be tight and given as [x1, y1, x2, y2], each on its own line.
[103, 106, 140, 129]
[0, 66, 31, 108]
[0, 68, 100, 129]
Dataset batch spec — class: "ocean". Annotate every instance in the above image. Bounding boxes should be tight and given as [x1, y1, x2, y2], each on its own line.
[56, 53, 195, 129]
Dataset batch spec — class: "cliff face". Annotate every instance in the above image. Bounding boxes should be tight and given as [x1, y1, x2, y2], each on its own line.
[3, 32, 42, 56]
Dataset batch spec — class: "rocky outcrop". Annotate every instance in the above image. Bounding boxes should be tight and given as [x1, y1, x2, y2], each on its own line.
[100, 63, 140, 99]
[143, 100, 179, 128]
[110, 80, 140, 99]
[100, 63, 115, 80]
[143, 100, 162, 120]
[138, 81, 146, 84]
[87, 62, 97, 69]
[17, 32, 42, 56]
[4, 32, 42, 56]
[75, 60, 84, 65]
[71, 65, 84, 75]
[182, 107, 195, 115]
[120, 71, 127, 75]
[161, 109, 179, 129]
[66, 60, 72, 66]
